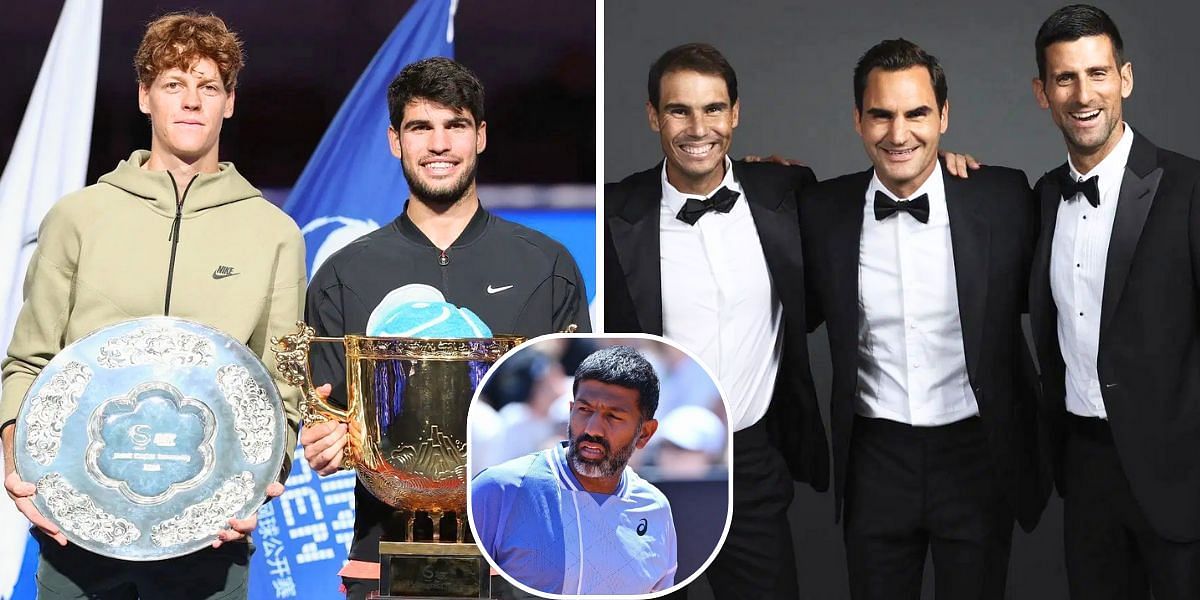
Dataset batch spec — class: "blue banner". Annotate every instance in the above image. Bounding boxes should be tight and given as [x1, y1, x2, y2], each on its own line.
[249, 445, 358, 599]
[253, 2, 456, 598]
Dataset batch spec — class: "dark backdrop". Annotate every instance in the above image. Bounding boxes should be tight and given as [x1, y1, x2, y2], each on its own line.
[1, 1, 595, 188]
[605, 1, 1200, 599]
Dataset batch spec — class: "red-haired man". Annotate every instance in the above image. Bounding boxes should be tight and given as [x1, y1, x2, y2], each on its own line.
[1, 12, 303, 599]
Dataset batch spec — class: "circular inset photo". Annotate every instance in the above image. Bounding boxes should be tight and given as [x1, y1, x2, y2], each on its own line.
[468, 334, 732, 598]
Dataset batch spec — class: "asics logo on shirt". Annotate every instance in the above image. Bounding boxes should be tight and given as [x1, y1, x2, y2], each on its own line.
[487, 284, 514, 294]
[212, 265, 239, 279]
[636, 518, 648, 536]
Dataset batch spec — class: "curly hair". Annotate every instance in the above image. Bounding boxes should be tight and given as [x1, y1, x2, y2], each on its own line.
[134, 12, 244, 91]
[387, 57, 485, 130]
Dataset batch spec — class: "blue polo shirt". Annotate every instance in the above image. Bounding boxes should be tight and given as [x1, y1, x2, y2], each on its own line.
[471, 442, 678, 595]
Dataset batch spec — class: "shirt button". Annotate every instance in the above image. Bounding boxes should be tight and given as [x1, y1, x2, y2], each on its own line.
[912, 363, 920, 369]
[1083, 215, 1088, 220]
[1079, 312, 1084, 316]
[1076, 263, 1081, 268]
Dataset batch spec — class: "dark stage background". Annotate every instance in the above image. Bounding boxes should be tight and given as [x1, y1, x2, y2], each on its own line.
[1, 0, 595, 188]
[605, 1, 1200, 599]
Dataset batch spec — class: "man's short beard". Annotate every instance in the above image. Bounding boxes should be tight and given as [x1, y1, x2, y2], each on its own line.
[566, 425, 639, 480]
[402, 157, 478, 207]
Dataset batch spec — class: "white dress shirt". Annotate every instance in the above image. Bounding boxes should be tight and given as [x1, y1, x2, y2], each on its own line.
[659, 157, 782, 431]
[1051, 123, 1135, 419]
[857, 162, 979, 426]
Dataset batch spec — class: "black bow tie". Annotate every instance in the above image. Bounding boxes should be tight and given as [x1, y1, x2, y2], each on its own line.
[676, 186, 740, 225]
[1059, 172, 1100, 207]
[873, 191, 930, 224]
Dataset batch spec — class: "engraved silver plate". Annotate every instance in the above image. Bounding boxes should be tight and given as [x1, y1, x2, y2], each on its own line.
[15, 317, 287, 560]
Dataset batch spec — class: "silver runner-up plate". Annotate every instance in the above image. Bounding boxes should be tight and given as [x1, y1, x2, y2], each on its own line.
[15, 317, 287, 560]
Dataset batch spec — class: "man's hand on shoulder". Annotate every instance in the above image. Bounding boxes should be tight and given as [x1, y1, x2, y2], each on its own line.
[940, 150, 982, 178]
[742, 154, 807, 167]
[299, 384, 349, 476]
[742, 151, 978, 177]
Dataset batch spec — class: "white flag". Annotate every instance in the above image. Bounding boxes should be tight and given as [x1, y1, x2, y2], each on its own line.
[0, 0, 101, 596]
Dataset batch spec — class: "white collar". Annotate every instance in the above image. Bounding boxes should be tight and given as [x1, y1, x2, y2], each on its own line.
[660, 156, 741, 215]
[865, 161, 947, 225]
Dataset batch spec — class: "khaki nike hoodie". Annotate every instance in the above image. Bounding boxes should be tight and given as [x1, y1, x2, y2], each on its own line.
[1, 150, 305, 476]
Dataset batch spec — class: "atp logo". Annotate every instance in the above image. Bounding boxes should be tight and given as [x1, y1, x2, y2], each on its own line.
[300, 216, 381, 274]
[636, 518, 648, 536]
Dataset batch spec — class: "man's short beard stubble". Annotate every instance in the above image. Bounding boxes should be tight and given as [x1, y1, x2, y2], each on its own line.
[566, 425, 639, 479]
[1062, 115, 1121, 158]
[402, 156, 479, 208]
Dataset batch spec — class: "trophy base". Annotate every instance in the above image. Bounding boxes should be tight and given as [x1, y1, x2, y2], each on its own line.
[377, 541, 490, 599]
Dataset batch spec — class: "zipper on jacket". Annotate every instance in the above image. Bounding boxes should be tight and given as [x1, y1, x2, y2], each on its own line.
[438, 249, 449, 294]
[164, 174, 199, 315]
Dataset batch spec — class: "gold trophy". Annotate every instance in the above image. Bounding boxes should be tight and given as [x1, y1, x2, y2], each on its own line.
[272, 323, 523, 599]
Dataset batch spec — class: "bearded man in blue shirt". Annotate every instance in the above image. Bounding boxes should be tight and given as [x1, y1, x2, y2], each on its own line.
[471, 345, 678, 596]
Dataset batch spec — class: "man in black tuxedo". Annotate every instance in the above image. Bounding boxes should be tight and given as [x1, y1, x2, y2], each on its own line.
[1028, 5, 1200, 599]
[605, 43, 829, 599]
[799, 39, 1049, 599]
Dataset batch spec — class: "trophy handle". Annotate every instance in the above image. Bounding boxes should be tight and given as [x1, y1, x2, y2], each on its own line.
[271, 322, 351, 424]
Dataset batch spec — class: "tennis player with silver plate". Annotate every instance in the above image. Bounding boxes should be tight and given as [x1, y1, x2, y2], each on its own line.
[14, 316, 287, 561]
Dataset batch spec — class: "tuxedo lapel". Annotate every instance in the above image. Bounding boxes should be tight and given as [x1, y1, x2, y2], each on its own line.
[1101, 134, 1163, 335]
[828, 173, 870, 354]
[737, 162, 786, 212]
[608, 166, 665, 335]
[736, 163, 805, 317]
[1030, 165, 1066, 340]
[944, 173, 991, 384]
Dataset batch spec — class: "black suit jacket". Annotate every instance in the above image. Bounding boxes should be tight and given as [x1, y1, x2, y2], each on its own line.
[605, 160, 830, 492]
[1030, 131, 1200, 542]
[800, 164, 1049, 531]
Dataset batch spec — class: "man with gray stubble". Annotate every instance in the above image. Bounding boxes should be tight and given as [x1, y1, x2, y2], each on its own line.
[1028, 5, 1200, 598]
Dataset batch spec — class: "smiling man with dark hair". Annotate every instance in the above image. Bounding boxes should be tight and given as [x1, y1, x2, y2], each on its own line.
[606, 42, 830, 599]
[471, 345, 678, 596]
[800, 38, 1048, 600]
[298, 55, 591, 599]
[1028, 5, 1200, 598]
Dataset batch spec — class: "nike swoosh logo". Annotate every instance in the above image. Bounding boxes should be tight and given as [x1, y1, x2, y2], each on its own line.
[486, 284, 514, 294]
[212, 270, 239, 280]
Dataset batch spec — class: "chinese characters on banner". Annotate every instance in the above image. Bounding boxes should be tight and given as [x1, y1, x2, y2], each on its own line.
[250, 444, 357, 600]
